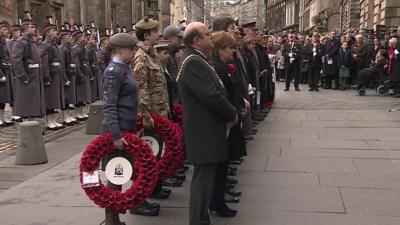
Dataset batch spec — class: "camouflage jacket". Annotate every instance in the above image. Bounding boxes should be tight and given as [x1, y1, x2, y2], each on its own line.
[132, 41, 169, 119]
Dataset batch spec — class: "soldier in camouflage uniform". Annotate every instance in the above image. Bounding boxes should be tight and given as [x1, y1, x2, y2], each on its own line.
[133, 17, 169, 122]
[130, 16, 170, 217]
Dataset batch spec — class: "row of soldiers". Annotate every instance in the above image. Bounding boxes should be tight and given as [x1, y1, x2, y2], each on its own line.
[0, 15, 113, 129]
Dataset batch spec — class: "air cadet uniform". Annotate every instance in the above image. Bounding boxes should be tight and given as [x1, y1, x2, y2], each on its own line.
[100, 33, 138, 225]
[39, 21, 66, 130]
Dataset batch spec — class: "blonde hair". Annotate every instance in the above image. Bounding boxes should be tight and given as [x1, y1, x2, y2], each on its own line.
[211, 31, 236, 55]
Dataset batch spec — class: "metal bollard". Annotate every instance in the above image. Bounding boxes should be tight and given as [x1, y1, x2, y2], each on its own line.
[86, 101, 104, 135]
[15, 121, 48, 165]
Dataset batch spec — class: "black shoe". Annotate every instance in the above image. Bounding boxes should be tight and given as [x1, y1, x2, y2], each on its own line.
[284, 88, 289, 91]
[129, 202, 159, 216]
[252, 128, 258, 132]
[244, 135, 254, 141]
[161, 188, 172, 195]
[229, 160, 241, 165]
[175, 168, 186, 174]
[227, 169, 236, 176]
[183, 165, 190, 171]
[226, 189, 242, 197]
[227, 177, 238, 185]
[228, 165, 237, 172]
[210, 206, 237, 217]
[225, 182, 235, 189]
[150, 190, 170, 199]
[295, 88, 301, 91]
[145, 201, 160, 210]
[224, 194, 240, 203]
[162, 177, 183, 187]
[309, 88, 314, 91]
[173, 173, 186, 181]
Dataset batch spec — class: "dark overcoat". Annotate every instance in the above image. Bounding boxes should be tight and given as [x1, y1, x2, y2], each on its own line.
[177, 48, 237, 164]
[210, 54, 246, 161]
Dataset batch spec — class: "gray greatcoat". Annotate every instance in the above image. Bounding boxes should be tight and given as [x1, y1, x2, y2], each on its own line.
[0, 39, 13, 104]
[72, 43, 91, 104]
[87, 45, 100, 102]
[39, 37, 65, 110]
[10, 34, 45, 117]
[60, 43, 77, 106]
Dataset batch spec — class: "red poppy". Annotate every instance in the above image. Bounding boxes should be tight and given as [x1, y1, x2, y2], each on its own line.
[227, 63, 236, 75]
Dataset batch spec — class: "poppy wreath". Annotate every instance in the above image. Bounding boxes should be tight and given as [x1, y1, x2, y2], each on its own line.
[79, 132, 158, 213]
[136, 113, 184, 180]
[172, 103, 184, 128]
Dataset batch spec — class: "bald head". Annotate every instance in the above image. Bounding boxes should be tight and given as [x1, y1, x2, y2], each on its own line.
[183, 22, 208, 47]
[183, 22, 212, 54]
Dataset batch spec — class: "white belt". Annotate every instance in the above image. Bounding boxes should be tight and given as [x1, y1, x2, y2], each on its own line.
[50, 62, 61, 66]
[69, 64, 76, 68]
[28, 64, 40, 69]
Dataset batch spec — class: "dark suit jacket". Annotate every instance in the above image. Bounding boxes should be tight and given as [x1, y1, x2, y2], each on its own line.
[282, 42, 301, 67]
[178, 48, 236, 164]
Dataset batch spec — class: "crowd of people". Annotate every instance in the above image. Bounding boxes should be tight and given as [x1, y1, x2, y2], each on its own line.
[265, 26, 400, 94]
[1, 10, 400, 225]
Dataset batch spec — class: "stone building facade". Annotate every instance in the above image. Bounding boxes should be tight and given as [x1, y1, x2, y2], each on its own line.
[359, 0, 400, 30]
[0, 0, 203, 34]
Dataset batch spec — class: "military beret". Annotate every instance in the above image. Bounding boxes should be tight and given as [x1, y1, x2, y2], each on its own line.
[135, 16, 159, 30]
[109, 33, 137, 47]
[154, 39, 171, 50]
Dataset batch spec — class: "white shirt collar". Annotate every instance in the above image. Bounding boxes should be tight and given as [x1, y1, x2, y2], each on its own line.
[112, 56, 126, 65]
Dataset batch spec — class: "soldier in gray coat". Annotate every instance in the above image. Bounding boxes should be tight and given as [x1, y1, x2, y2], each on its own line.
[72, 29, 91, 120]
[0, 21, 14, 127]
[11, 19, 45, 119]
[5, 24, 23, 123]
[39, 20, 65, 130]
[59, 24, 78, 125]
[86, 34, 100, 102]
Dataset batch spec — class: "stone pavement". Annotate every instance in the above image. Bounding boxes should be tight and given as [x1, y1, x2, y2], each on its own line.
[0, 82, 400, 225]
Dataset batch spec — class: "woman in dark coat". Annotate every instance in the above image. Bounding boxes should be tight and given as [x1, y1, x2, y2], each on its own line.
[209, 31, 244, 217]
[307, 35, 325, 91]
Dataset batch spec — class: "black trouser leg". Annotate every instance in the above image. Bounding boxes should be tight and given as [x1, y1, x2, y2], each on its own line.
[259, 75, 266, 109]
[105, 181, 122, 225]
[293, 66, 300, 88]
[190, 164, 217, 225]
[0, 103, 5, 110]
[285, 68, 293, 89]
[210, 162, 228, 209]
